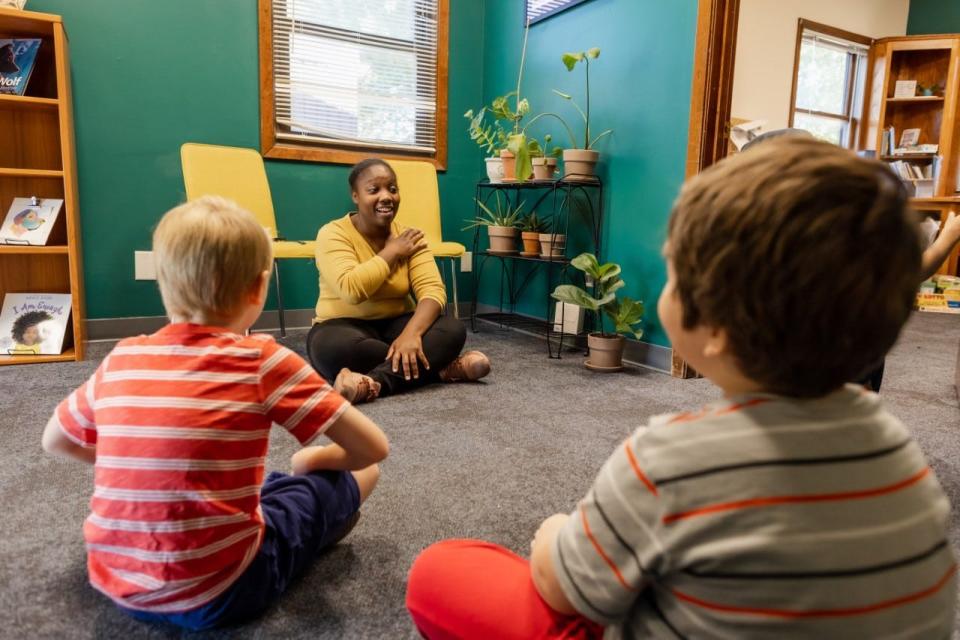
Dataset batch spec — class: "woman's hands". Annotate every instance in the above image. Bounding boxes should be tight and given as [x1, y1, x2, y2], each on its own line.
[387, 331, 430, 380]
[380, 228, 428, 267]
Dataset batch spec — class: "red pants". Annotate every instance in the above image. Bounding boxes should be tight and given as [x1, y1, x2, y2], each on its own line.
[406, 539, 604, 640]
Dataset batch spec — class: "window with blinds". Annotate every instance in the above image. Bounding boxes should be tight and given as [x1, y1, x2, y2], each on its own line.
[789, 20, 871, 149]
[525, 0, 592, 25]
[260, 0, 448, 166]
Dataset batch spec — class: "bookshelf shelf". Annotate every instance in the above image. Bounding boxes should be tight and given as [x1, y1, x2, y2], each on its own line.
[0, 94, 59, 111]
[0, 346, 75, 366]
[881, 154, 938, 161]
[0, 245, 69, 255]
[886, 96, 945, 103]
[0, 9, 84, 365]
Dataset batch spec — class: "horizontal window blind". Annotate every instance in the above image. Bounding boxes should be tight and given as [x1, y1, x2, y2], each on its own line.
[271, 0, 439, 153]
[525, 0, 590, 25]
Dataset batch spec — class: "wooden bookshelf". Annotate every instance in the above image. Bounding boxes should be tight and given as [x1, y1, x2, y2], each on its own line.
[0, 7, 84, 366]
[865, 35, 960, 276]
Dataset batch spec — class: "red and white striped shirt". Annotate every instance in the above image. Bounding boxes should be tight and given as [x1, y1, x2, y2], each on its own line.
[55, 324, 348, 613]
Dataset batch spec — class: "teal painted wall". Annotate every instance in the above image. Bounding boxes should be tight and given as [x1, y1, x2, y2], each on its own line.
[466, 0, 697, 347]
[907, 0, 960, 34]
[28, 0, 485, 319]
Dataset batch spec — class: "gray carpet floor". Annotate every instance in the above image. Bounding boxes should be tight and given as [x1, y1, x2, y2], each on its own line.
[1, 312, 958, 639]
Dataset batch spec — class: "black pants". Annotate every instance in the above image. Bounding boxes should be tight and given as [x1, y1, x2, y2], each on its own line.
[307, 313, 467, 397]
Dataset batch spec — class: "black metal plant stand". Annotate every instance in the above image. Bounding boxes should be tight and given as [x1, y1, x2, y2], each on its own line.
[468, 175, 604, 358]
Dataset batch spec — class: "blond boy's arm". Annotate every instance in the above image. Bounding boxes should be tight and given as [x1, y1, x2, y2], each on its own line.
[292, 405, 389, 473]
[41, 414, 96, 464]
[921, 211, 960, 281]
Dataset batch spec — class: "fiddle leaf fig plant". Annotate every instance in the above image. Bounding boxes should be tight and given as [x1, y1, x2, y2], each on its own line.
[551, 253, 643, 339]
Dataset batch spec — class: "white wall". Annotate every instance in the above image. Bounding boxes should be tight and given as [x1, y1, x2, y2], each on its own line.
[731, 0, 910, 132]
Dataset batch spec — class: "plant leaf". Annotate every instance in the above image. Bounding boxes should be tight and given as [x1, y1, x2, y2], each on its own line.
[561, 52, 582, 71]
[552, 89, 573, 100]
[570, 252, 601, 278]
[596, 263, 621, 282]
[588, 129, 613, 149]
[551, 284, 601, 311]
[586, 47, 600, 59]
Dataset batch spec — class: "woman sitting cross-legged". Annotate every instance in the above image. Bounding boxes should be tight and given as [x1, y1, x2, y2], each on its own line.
[307, 158, 490, 403]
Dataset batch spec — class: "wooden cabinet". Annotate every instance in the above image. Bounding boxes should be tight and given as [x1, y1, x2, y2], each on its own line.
[866, 35, 960, 276]
[0, 7, 84, 365]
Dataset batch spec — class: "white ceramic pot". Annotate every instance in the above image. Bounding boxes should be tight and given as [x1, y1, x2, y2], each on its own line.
[485, 157, 505, 183]
[563, 149, 600, 181]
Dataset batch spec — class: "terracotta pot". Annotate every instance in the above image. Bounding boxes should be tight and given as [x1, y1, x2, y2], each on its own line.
[532, 157, 552, 181]
[521, 231, 540, 255]
[563, 149, 600, 181]
[500, 149, 516, 181]
[546, 157, 558, 177]
[488, 225, 518, 253]
[586, 333, 625, 371]
[485, 157, 504, 183]
[538, 232, 566, 258]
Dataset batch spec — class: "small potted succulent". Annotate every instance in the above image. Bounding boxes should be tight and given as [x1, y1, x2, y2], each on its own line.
[532, 134, 563, 180]
[520, 212, 550, 256]
[465, 107, 508, 183]
[551, 253, 644, 371]
[463, 192, 524, 254]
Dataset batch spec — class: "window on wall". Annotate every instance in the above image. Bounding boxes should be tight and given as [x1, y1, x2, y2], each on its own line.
[259, 0, 449, 167]
[789, 20, 871, 148]
[525, 0, 593, 25]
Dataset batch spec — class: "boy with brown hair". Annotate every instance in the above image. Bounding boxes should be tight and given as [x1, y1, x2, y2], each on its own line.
[406, 138, 956, 638]
[42, 196, 388, 630]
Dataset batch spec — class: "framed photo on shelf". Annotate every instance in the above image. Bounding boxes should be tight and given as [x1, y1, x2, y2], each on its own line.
[0, 197, 64, 246]
[899, 128, 921, 148]
[894, 80, 918, 98]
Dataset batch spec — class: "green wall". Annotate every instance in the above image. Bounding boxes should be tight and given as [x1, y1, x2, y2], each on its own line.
[28, 0, 485, 319]
[469, 0, 697, 347]
[907, 0, 960, 34]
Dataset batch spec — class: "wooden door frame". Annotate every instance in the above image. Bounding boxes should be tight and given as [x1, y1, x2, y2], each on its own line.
[673, 0, 740, 377]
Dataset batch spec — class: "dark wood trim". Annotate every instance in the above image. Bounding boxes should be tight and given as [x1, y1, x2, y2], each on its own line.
[257, 0, 449, 170]
[685, 0, 740, 180]
[677, 0, 739, 378]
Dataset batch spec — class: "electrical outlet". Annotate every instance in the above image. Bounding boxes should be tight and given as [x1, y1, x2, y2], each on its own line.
[460, 251, 472, 272]
[134, 251, 157, 280]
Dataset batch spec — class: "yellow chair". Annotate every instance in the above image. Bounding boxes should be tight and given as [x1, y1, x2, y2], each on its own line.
[386, 159, 465, 318]
[180, 143, 316, 336]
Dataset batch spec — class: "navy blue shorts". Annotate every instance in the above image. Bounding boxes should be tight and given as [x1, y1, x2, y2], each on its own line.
[120, 469, 360, 631]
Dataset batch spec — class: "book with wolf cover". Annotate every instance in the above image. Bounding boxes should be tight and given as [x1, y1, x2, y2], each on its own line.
[0, 197, 63, 245]
[0, 293, 71, 355]
[0, 38, 41, 95]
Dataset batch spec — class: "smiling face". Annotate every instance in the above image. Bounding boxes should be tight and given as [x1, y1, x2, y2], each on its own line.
[351, 164, 400, 233]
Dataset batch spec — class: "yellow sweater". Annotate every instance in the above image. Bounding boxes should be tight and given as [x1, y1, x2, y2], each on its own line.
[314, 214, 447, 323]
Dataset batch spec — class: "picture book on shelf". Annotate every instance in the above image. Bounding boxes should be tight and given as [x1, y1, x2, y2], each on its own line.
[0, 38, 41, 96]
[0, 197, 63, 245]
[0, 293, 71, 356]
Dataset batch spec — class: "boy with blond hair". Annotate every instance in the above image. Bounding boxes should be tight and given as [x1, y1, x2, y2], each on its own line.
[406, 138, 956, 638]
[42, 196, 388, 630]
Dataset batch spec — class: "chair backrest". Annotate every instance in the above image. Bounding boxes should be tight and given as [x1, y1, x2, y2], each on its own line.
[386, 159, 443, 247]
[180, 143, 279, 238]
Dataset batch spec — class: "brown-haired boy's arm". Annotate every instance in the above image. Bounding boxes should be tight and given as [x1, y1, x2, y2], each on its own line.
[292, 405, 389, 473]
[920, 211, 960, 281]
[530, 513, 577, 614]
[41, 414, 96, 464]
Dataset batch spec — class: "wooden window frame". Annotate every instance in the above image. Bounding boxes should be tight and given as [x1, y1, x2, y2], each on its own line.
[258, 0, 450, 169]
[788, 19, 873, 149]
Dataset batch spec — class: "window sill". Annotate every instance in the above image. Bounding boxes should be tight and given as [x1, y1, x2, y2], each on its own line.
[263, 142, 446, 171]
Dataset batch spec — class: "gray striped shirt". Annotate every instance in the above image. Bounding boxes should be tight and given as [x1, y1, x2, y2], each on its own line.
[552, 385, 955, 639]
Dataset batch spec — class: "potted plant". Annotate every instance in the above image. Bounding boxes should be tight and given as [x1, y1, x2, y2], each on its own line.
[539, 230, 566, 259]
[551, 253, 644, 370]
[520, 212, 550, 256]
[463, 192, 524, 254]
[554, 48, 612, 181]
[465, 107, 508, 183]
[532, 134, 563, 180]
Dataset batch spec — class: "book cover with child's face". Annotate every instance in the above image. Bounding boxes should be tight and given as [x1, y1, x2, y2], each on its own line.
[0, 293, 72, 356]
